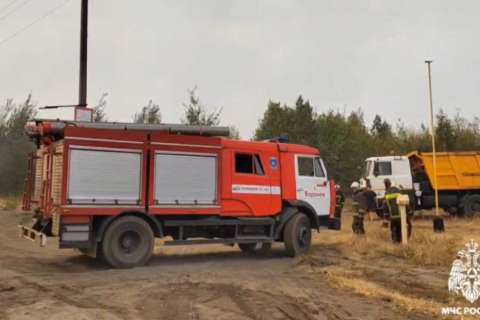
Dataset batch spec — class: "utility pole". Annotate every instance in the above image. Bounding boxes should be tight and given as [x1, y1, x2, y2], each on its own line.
[79, 0, 88, 106]
[425, 60, 445, 233]
[41, 0, 92, 121]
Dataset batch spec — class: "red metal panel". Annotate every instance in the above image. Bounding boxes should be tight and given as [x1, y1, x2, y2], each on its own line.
[62, 207, 146, 216]
[22, 152, 34, 211]
[64, 126, 147, 142]
[62, 215, 91, 224]
[221, 147, 281, 217]
[329, 179, 336, 217]
[280, 152, 296, 200]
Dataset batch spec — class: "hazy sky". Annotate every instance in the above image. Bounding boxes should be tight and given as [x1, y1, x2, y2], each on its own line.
[1, 0, 479, 138]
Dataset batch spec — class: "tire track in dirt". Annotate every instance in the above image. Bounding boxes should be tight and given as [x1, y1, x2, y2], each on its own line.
[0, 274, 129, 320]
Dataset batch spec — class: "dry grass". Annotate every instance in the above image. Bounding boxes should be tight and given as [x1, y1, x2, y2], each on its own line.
[317, 213, 480, 267]
[303, 211, 480, 318]
[0, 195, 21, 211]
[322, 269, 443, 315]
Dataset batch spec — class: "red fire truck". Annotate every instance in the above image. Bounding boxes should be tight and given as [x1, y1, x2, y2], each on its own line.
[20, 119, 339, 268]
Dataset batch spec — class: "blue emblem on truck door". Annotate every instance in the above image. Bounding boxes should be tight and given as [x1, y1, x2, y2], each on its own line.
[270, 157, 278, 169]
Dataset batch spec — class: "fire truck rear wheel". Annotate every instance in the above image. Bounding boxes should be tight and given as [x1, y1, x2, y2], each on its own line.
[238, 242, 272, 254]
[101, 216, 154, 269]
[283, 213, 311, 257]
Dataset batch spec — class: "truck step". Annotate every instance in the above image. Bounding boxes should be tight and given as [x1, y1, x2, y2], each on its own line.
[164, 217, 275, 227]
[164, 237, 273, 246]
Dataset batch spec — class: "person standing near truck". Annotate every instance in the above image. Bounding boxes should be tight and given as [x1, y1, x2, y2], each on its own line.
[335, 184, 345, 217]
[384, 178, 412, 242]
[351, 181, 368, 234]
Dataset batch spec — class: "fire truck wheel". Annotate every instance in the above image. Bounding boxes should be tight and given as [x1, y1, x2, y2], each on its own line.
[101, 216, 154, 268]
[238, 242, 272, 254]
[283, 213, 311, 257]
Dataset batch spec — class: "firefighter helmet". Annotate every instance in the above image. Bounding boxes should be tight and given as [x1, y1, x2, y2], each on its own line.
[350, 181, 360, 189]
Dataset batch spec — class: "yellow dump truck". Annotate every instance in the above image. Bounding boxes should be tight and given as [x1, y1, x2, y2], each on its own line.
[363, 151, 480, 215]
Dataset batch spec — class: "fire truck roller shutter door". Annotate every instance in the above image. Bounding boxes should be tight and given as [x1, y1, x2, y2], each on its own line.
[68, 147, 142, 205]
[154, 153, 217, 205]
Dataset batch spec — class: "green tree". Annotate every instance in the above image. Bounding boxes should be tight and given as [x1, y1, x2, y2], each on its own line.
[370, 114, 396, 155]
[93, 92, 108, 122]
[182, 87, 221, 126]
[228, 125, 241, 139]
[133, 100, 161, 124]
[254, 101, 292, 140]
[435, 109, 455, 151]
[254, 95, 316, 146]
[0, 94, 37, 195]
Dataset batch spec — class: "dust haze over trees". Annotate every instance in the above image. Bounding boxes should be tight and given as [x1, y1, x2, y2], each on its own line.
[254, 95, 480, 189]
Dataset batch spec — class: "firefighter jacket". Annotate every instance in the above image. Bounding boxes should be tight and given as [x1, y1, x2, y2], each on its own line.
[385, 186, 401, 219]
[352, 189, 368, 217]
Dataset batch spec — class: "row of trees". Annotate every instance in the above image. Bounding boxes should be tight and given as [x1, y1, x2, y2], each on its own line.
[1, 93, 479, 195]
[255, 96, 480, 188]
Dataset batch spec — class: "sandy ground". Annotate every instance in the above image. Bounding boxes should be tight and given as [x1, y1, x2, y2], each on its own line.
[0, 210, 443, 320]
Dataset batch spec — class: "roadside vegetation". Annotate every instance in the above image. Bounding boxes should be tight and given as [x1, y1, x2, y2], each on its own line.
[299, 210, 480, 317]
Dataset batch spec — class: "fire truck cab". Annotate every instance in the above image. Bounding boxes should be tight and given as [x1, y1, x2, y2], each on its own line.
[21, 120, 339, 268]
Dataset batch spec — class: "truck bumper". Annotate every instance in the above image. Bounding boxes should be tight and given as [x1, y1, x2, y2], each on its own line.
[18, 224, 47, 247]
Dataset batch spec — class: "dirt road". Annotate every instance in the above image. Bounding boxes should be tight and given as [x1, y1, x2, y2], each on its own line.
[0, 210, 431, 320]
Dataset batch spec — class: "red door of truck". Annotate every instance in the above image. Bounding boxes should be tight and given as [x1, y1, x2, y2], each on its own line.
[225, 148, 281, 216]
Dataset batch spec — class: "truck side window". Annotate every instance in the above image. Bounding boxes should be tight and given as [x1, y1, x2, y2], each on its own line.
[374, 161, 392, 176]
[314, 158, 325, 177]
[298, 157, 314, 177]
[235, 153, 264, 175]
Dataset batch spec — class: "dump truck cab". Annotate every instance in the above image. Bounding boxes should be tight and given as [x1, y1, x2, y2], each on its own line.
[20, 119, 339, 268]
[364, 156, 413, 199]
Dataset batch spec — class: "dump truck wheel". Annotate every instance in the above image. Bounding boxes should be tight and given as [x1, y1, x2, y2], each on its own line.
[238, 242, 272, 254]
[464, 195, 480, 217]
[284, 213, 311, 257]
[101, 216, 154, 268]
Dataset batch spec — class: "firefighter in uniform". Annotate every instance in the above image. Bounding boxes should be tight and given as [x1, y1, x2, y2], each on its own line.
[351, 181, 368, 234]
[384, 178, 412, 243]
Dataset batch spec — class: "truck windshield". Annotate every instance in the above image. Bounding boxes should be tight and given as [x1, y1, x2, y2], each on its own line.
[364, 160, 372, 176]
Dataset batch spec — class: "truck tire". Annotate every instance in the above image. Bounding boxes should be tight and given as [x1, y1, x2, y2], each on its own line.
[464, 195, 480, 217]
[101, 216, 154, 268]
[283, 213, 311, 257]
[238, 242, 272, 254]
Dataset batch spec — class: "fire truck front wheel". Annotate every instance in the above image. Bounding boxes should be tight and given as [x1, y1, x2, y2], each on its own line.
[283, 213, 311, 257]
[101, 216, 154, 268]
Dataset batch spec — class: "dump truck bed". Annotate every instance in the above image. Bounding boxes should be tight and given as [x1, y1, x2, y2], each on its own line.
[408, 151, 480, 190]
